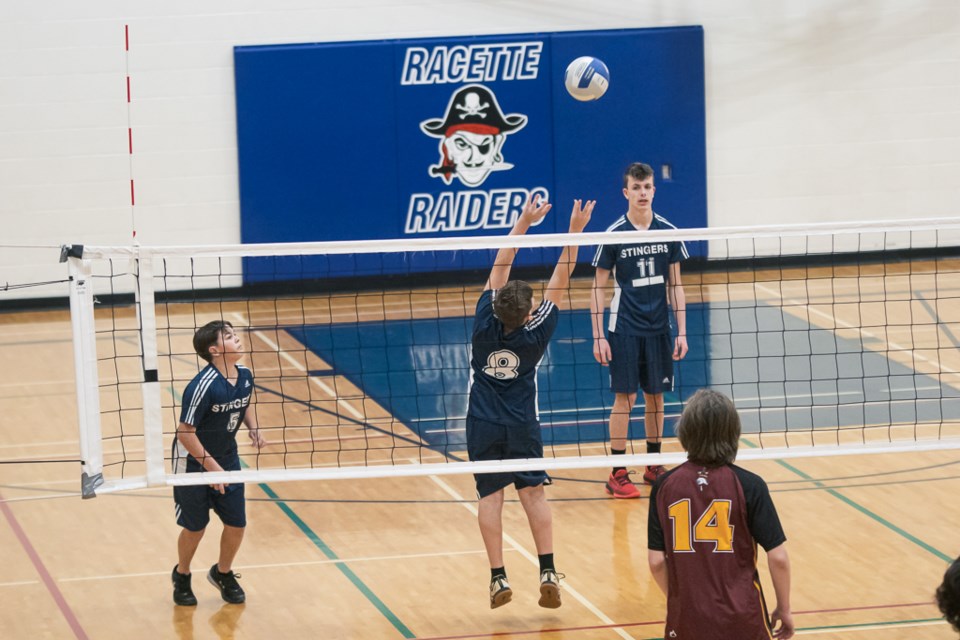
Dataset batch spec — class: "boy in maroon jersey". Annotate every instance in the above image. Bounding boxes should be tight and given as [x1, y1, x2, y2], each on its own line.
[647, 389, 794, 639]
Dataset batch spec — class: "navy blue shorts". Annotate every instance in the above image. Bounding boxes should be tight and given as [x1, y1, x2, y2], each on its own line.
[174, 482, 246, 531]
[466, 416, 550, 499]
[608, 332, 674, 395]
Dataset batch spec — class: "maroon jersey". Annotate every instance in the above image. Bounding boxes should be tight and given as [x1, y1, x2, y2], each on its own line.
[648, 461, 786, 640]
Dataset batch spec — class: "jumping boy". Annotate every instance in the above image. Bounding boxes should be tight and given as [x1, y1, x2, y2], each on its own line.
[468, 194, 593, 609]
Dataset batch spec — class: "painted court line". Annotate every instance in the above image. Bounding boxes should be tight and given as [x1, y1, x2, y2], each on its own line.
[230, 312, 366, 421]
[166, 378, 415, 637]
[256, 480, 416, 638]
[54, 549, 488, 583]
[427, 472, 637, 640]
[756, 282, 958, 375]
[1, 492, 88, 639]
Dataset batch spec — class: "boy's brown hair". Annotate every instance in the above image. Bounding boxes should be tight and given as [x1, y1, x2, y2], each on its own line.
[676, 388, 741, 467]
[623, 162, 655, 188]
[193, 320, 232, 363]
[494, 280, 534, 332]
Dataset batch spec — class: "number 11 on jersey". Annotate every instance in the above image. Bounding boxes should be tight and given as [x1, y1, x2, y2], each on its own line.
[636, 257, 655, 278]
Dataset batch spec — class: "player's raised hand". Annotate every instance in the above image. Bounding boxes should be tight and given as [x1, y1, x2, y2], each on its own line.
[569, 199, 595, 233]
[516, 193, 552, 229]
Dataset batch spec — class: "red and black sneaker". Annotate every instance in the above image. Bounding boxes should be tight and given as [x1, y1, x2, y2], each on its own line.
[643, 465, 668, 485]
[605, 469, 641, 499]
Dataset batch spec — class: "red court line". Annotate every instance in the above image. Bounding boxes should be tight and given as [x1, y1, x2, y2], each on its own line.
[0, 493, 89, 639]
[416, 601, 936, 640]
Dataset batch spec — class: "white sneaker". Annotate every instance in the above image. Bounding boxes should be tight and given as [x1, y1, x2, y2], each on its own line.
[538, 569, 564, 608]
[489, 575, 512, 609]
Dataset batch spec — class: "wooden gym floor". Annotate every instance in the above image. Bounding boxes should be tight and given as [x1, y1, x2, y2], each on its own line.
[1, 266, 959, 639]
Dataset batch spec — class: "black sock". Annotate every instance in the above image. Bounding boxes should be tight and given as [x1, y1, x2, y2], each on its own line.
[491, 567, 507, 581]
[538, 554, 555, 573]
[612, 448, 626, 473]
[646, 441, 662, 455]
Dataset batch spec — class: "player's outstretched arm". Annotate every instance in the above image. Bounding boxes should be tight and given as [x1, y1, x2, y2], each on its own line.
[543, 199, 594, 305]
[484, 194, 551, 291]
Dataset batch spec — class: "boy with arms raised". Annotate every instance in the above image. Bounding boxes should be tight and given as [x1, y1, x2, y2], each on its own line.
[469, 194, 593, 609]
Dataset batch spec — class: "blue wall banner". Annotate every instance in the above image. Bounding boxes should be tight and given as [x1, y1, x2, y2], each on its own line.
[235, 27, 706, 282]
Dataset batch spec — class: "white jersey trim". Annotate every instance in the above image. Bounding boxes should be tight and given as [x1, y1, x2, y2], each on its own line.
[524, 300, 555, 332]
[183, 367, 217, 426]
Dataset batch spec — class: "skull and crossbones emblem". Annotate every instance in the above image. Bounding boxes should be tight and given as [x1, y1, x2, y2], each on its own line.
[419, 84, 527, 187]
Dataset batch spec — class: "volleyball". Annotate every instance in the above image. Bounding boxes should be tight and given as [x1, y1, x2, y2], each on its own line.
[564, 56, 610, 101]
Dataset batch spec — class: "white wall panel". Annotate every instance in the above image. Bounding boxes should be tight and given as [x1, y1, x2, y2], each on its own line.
[0, 0, 957, 300]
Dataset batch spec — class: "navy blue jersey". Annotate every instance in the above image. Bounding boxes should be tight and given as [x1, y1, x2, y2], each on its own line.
[648, 462, 786, 640]
[173, 364, 253, 473]
[592, 213, 688, 336]
[468, 289, 558, 425]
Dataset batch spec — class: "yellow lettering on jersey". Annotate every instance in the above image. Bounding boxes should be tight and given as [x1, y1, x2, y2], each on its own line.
[694, 500, 734, 552]
[668, 499, 694, 552]
[668, 499, 735, 553]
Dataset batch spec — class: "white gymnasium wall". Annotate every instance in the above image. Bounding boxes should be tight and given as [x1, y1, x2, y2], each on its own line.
[1, 0, 958, 301]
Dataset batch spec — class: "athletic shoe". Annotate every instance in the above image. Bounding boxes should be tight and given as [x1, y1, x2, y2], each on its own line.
[605, 469, 641, 499]
[207, 564, 245, 604]
[171, 566, 197, 606]
[538, 569, 564, 609]
[643, 465, 667, 485]
[489, 575, 512, 609]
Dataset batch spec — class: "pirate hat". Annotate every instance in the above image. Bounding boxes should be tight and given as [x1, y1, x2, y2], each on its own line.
[420, 84, 527, 137]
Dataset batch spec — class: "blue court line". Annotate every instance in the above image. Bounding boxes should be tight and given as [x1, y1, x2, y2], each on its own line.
[169, 384, 416, 638]
[741, 439, 952, 563]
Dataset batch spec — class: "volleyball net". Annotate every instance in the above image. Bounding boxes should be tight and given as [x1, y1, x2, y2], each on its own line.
[64, 218, 960, 496]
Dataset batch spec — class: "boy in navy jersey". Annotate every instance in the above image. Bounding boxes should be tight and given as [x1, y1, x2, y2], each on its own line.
[469, 194, 593, 610]
[648, 389, 794, 640]
[171, 320, 267, 606]
[590, 162, 689, 498]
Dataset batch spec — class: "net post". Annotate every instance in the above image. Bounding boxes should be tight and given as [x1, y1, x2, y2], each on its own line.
[65, 249, 105, 499]
[134, 248, 165, 486]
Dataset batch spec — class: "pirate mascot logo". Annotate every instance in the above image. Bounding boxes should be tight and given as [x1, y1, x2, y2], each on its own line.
[420, 84, 527, 187]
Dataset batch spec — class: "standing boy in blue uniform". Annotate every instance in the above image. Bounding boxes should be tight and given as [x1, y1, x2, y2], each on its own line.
[591, 162, 689, 498]
[469, 194, 593, 609]
[171, 320, 267, 606]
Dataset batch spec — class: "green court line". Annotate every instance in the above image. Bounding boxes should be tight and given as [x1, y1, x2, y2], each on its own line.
[799, 617, 944, 633]
[254, 480, 416, 639]
[742, 439, 952, 563]
[169, 384, 415, 638]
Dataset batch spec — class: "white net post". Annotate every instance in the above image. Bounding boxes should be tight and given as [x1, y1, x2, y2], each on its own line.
[65, 249, 105, 498]
[134, 248, 166, 486]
